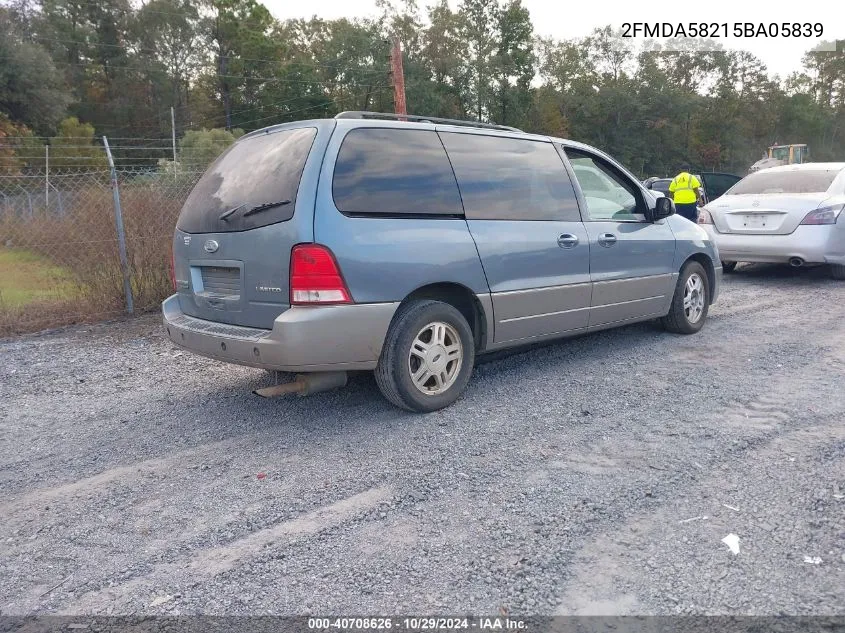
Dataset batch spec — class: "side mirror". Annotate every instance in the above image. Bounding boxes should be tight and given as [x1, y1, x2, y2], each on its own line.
[647, 196, 675, 222]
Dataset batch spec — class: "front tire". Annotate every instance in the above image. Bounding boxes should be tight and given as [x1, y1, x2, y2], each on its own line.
[661, 261, 710, 334]
[831, 264, 845, 280]
[375, 300, 475, 412]
[722, 261, 737, 273]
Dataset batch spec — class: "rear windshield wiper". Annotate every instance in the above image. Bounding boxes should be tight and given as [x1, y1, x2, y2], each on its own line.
[242, 200, 292, 218]
[219, 203, 245, 222]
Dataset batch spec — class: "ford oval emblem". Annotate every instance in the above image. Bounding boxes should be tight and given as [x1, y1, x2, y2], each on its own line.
[203, 239, 219, 253]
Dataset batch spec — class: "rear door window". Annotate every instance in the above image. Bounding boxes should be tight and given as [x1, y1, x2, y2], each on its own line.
[439, 132, 581, 221]
[332, 128, 463, 217]
[177, 127, 317, 233]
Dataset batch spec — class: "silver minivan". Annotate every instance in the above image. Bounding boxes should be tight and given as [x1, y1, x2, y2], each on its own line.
[163, 112, 722, 412]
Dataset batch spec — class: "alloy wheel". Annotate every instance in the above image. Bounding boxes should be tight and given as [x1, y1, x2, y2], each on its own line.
[408, 321, 463, 396]
[683, 273, 706, 324]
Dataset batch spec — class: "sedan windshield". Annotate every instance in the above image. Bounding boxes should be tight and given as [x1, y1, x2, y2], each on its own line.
[728, 169, 840, 195]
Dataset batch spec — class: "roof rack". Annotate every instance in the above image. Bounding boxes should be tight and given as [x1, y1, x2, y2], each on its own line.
[334, 111, 523, 133]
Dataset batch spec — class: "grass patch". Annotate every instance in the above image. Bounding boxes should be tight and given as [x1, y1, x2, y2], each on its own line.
[0, 248, 81, 308]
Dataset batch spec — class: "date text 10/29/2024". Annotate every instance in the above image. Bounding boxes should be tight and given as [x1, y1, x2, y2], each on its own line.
[621, 22, 823, 38]
[308, 617, 527, 631]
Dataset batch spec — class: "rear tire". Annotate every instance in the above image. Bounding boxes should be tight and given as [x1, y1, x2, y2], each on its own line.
[375, 300, 475, 412]
[661, 261, 710, 334]
[721, 261, 737, 273]
[831, 264, 845, 280]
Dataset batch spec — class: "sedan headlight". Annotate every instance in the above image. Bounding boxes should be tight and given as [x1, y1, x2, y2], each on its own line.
[800, 204, 844, 225]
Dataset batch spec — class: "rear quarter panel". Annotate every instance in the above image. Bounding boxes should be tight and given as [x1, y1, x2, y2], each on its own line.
[312, 121, 490, 304]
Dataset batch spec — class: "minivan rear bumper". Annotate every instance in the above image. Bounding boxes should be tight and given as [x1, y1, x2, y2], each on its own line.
[162, 295, 399, 372]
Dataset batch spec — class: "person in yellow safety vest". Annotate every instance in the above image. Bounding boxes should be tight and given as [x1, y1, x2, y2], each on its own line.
[668, 163, 703, 222]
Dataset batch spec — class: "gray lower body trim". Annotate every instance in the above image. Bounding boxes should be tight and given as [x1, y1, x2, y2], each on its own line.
[589, 274, 676, 327]
[485, 274, 678, 351]
[162, 295, 399, 372]
[485, 311, 665, 352]
[492, 282, 591, 343]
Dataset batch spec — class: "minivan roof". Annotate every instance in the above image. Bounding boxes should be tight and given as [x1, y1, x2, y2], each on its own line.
[240, 115, 557, 144]
[235, 116, 653, 193]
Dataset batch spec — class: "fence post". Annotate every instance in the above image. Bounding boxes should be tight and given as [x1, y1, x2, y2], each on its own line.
[103, 136, 134, 315]
[171, 106, 178, 181]
[16, 185, 33, 219]
[56, 187, 65, 217]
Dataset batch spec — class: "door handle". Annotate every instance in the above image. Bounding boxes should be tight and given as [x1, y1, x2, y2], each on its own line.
[598, 233, 617, 247]
[557, 233, 579, 248]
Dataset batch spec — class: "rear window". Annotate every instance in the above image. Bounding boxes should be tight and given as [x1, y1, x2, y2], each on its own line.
[439, 133, 581, 221]
[332, 128, 463, 217]
[728, 169, 840, 195]
[177, 127, 317, 233]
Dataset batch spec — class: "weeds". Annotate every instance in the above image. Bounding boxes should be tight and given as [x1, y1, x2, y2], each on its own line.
[0, 171, 199, 336]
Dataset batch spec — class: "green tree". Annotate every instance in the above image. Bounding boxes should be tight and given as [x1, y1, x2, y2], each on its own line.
[49, 116, 108, 170]
[178, 127, 243, 169]
[491, 0, 534, 127]
[421, 0, 470, 117]
[134, 0, 202, 127]
[0, 8, 72, 133]
[202, 0, 278, 130]
[0, 113, 45, 174]
[458, 0, 499, 121]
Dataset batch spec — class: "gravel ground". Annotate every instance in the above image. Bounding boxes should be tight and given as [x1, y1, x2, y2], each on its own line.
[1, 263, 843, 617]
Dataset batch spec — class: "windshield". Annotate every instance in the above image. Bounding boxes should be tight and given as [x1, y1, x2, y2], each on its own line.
[727, 169, 840, 195]
[771, 147, 789, 161]
[177, 127, 317, 233]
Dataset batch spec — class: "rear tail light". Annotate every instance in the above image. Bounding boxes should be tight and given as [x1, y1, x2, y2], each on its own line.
[290, 244, 352, 305]
[800, 204, 843, 225]
[698, 209, 714, 225]
[170, 245, 177, 291]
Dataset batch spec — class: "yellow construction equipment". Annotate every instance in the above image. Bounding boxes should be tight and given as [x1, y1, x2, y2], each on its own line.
[749, 144, 810, 172]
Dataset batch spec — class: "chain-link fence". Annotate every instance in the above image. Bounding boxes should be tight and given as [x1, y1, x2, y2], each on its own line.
[0, 167, 202, 336]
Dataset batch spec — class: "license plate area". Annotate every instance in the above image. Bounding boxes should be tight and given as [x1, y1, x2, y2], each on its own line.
[741, 214, 771, 229]
[199, 266, 240, 298]
[189, 260, 244, 309]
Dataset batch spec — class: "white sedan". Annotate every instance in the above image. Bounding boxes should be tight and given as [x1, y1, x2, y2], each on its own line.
[698, 163, 845, 279]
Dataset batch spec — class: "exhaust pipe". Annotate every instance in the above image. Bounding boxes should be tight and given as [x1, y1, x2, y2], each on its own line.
[254, 371, 348, 398]
[789, 257, 804, 268]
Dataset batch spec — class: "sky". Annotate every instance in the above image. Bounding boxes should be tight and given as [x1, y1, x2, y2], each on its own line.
[262, 0, 843, 79]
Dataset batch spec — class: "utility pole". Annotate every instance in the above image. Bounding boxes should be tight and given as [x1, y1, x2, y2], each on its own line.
[45, 145, 49, 207]
[171, 106, 177, 179]
[390, 37, 407, 118]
